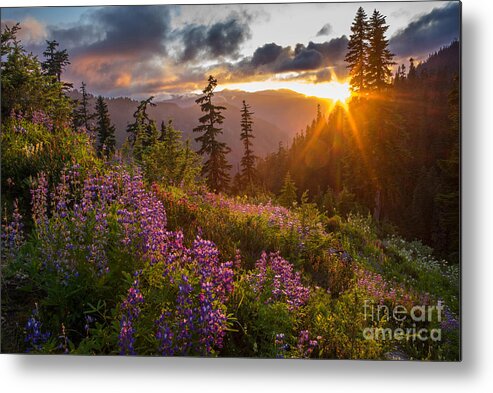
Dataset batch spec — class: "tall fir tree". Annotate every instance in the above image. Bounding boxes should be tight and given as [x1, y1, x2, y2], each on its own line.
[94, 95, 116, 157]
[366, 10, 395, 90]
[73, 81, 95, 131]
[193, 75, 231, 192]
[127, 96, 158, 160]
[239, 100, 257, 188]
[42, 40, 70, 85]
[345, 7, 369, 93]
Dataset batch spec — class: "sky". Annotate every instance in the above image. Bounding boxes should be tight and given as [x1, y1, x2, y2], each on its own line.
[1, 1, 460, 100]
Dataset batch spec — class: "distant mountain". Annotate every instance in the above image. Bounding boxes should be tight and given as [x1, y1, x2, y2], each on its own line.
[69, 89, 335, 167]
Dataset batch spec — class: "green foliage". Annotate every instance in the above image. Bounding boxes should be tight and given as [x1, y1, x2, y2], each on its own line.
[224, 275, 296, 357]
[1, 24, 73, 123]
[1, 117, 100, 211]
[434, 76, 460, 263]
[141, 122, 201, 187]
[94, 95, 116, 157]
[41, 40, 71, 85]
[127, 96, 158, 161]
[306, 287, 390, 359]
[278, 172, 297, 207]
[73, 81, 96, 132]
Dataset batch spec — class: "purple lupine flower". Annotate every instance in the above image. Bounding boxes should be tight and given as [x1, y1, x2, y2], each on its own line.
[84, 315, 94, 336]
[297, 329, 318, 358]
[119, 277, 145, 355]
[155, 311, 176, 356]
[441, 306, 460, 331]
[24, 308, 51, 353]
[31, 172, 49, 231]
[275, 333, 289, 358]
[248, 251, 310, 310]
[1, 200, 25, 260]
[31, 110, 54, 131]
[354, 266, 422, 308]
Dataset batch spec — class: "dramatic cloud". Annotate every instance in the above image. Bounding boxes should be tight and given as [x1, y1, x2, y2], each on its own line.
[74, 6, 172, 56]
[210, 35, 349, 87]
[1, 17, 48, 45]
[30, 6, 176, 97]
[179, 15, 251, 62]
[277, 36, 348, 72]
[3, 2, 458, 97]
[278, 48, 323, 72]
[305, 37, 348, 62]
[251, 43, 283, 67]
[316, 23, 332, 37]
[49, 24, 100, 48]
[390, 2, 460, 58]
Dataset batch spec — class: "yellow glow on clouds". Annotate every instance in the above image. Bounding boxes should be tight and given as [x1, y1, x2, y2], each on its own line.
[217, 79, 351, 102]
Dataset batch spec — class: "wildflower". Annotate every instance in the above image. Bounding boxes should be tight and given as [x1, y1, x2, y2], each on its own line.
[24, 308, 50, 353]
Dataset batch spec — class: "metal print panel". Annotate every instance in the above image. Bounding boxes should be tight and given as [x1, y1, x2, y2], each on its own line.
[0, 1, 461, 360]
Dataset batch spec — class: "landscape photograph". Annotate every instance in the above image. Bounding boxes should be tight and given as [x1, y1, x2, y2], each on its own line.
[0, 1, 460, 360]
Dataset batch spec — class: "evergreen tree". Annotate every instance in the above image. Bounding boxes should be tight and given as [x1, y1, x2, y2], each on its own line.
[1, 24, 72, 123]
[278, 172, 298, 207]
[1, 23, 21, 57]
[127, 96, 158, 160]
[400, 64, 407, 80]
[435, 75, 460, 263]
[239, 100, 257, 188]
[161, 120, 182, 167]
[42, 40, 71, 85]
[73, 81, 95, 131]
[94, 96, 116, 157]
[408, 57, 417, 81]
[316, 104, 323, 123]
[177, 139, 201, 186]
[345, 7, 369, 93]
[159, 120, 167, 142]
[142, 123, 201, 187]
[394, 65, 401, 84]
[366, 10, 395, 90]
[193, 75, 231, 192]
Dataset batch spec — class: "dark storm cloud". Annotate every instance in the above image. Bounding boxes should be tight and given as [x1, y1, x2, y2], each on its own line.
[68, 6, 172, 56]
[248, 36, 348, 74]
[389, 2, 460, 58]
[251, 43, 283, 66]
[49, 24, 100, 48]
[316, 23, 332, 37]
[276, 36, 348, 72]
[179, 16, 251, 62]
[306, 36, 348, 60]
[278, 48, 323, 72]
